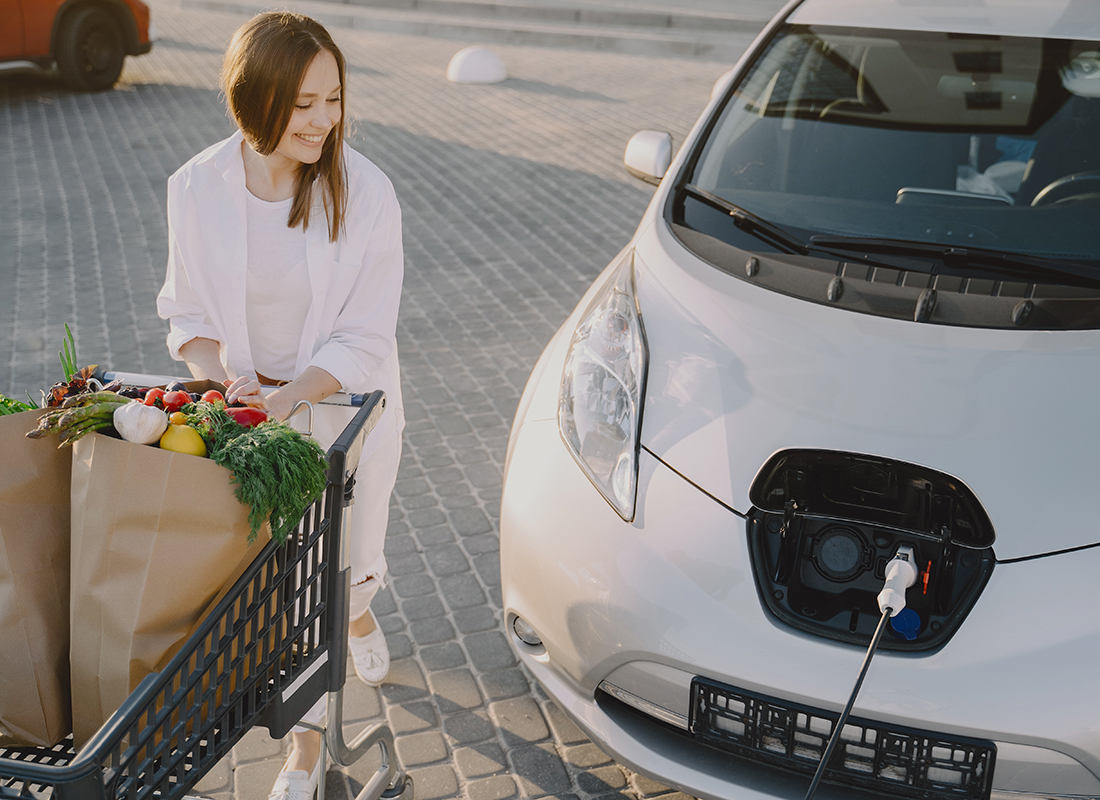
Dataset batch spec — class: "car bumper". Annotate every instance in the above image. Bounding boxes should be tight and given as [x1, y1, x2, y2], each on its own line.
[500, 417, 1100, 799]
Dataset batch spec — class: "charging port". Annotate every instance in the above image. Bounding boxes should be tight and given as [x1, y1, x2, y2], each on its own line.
[747, 449, 995, 651]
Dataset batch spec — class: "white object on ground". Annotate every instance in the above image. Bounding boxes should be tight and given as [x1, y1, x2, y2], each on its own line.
[447, 46, 507, 84]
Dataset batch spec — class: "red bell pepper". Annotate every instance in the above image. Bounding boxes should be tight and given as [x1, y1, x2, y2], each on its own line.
[226, 406, 269, 428]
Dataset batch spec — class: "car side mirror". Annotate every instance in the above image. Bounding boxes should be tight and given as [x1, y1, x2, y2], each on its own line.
[624, 131, 672, 186]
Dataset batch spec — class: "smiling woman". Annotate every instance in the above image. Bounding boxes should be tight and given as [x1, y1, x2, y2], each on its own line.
[154, 13, 406, 800]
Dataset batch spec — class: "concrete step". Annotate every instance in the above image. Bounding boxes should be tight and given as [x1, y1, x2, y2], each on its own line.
[181, 0, 778, 61]
[340, 0, 771, 33]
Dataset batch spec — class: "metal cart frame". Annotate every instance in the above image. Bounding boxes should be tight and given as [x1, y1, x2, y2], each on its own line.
[0, 389, 410, 800]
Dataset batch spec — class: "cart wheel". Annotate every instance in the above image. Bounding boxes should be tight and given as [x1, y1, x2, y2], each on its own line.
[380, 773, 413, 800]
[56, 6, 125, 91]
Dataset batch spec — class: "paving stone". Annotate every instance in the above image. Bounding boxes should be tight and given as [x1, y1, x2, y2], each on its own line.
[425, 544, 471, 576]
[340, 675, 386, 723]
[461, 533, 500, 556]
[562, 743, 614, 770]
[466, 631, 517, 672]
[380, 659, 429, 703]
[405, 523, 454, 554]
[427, 667, 484, 713]
[410, 616, 457, 645]
[490, 696, 551, 748]
[453, 606, 498, 634]
[576, 767, 629, 795]
[509, 743, 573, 797]
[401, 594, 447, 621]
[395, 730, 449, 767]
[479, 667, 532, 701]
[442, 709, 497, 745]
[628, 774, 681, 797]
[232, 727, 282, 764]
[454, 742, 509, 780]
[392, 574, 437, 598]
[467, 775, 520, 800]
[407, 765, 460, 800]
[473, 552, 502, 586]
[545, 701, 590, 746]
[439, 573, 487, 610]
[449, 507, 493, 536]
[419, 641, 469, 671]
[387, 700, 440, 734]
[231, 758, 287, 800]
[192, 755, 231, 794]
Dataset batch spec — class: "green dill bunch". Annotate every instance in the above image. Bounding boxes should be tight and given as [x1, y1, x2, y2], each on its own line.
[210, 420, 328, 544]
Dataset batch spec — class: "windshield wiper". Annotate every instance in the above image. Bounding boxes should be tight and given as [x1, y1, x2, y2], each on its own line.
[809, 234, 1100, 289]
[683, 185, 807, 255]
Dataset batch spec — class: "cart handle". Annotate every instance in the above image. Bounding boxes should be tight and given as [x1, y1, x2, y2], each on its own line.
[94, 369, 373, 407]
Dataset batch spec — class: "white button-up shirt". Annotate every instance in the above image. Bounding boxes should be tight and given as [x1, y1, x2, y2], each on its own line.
[156, 131, 404, 433]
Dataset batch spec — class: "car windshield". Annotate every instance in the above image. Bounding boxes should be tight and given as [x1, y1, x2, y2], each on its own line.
[683, 24, 1100, 267]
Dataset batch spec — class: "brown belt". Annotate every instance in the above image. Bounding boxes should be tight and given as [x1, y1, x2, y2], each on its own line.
[256, 371, 290, 387]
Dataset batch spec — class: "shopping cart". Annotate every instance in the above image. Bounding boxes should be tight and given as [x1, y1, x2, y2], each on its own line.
[0, 374, 411, 800]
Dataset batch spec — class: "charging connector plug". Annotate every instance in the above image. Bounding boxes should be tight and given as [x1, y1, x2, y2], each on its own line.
[877, 545, 918, 617]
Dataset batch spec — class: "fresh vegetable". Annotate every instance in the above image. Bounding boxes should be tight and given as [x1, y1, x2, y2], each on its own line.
[143, 388, 166, 408]
[200, 390, 224, 404]
[225, 406, 268, 428]
[208, 420, 327, 544]
[43, 364, 100, 408]
[165, 381, 189, 393]
[0, 395, 36, 416]
[58, 323, 79, 382]
[161, 390, 191, 413]
[159, 422, 208, 457]
[184, 402, 244, 452]
[26, 391, 130, 446]
[168, 411, 189, 425]
[113, 401, 169, 445]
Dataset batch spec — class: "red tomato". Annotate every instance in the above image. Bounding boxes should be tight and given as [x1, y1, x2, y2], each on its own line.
[143, 387, 166, 408]
[200, 390, 225, 404]
[225, 407, 269, 428]
[162, 390, 191, 413]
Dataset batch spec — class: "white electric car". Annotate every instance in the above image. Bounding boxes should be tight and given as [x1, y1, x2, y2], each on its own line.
[500, 1, 1100, 799]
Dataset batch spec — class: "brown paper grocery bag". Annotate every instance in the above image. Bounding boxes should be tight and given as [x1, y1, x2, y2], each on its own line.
[0, 410, 72, 747]
[68, 432, 267, 749]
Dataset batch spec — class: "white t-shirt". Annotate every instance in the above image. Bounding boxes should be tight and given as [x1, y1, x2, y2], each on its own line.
[244, 191, 310, 382]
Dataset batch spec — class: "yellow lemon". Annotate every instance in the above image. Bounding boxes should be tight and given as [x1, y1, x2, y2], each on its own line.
[159, 423, 208, 457]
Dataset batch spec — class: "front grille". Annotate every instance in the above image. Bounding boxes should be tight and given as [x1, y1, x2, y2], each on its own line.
[690, 678, 995, 800]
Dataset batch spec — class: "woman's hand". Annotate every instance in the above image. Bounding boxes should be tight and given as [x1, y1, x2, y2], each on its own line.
[222, 376, 294, 422]
[223, 376, 266, 408]
[222, 367, 340, 422]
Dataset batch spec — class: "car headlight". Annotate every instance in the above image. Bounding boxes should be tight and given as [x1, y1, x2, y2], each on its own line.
[558, 251, 648, 521]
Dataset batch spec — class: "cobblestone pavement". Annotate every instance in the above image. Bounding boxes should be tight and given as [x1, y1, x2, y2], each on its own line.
[0, 5, 753, 800]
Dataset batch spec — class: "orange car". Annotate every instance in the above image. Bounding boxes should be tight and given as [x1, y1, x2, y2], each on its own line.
[0, 0, 154, 91]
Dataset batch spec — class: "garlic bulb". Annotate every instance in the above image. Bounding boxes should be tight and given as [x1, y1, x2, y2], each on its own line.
[113, 401, 169, 445]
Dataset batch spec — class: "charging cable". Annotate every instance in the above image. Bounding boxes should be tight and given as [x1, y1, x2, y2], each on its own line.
[803, 546, 917, 800]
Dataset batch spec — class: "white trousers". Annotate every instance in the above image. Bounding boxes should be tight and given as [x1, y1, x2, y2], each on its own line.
[288, 398, 402, 732]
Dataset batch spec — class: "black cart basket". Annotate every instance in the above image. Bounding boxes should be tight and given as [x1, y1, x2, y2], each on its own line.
[0, 389, 409, 800]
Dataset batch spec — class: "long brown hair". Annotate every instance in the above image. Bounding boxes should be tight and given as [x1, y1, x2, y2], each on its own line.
[221, 12, 348, 242]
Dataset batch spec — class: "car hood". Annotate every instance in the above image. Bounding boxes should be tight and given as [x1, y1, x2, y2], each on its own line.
[636, 222, 1100, 561]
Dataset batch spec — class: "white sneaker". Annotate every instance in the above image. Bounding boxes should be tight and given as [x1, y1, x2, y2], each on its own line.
[268, 752, 321, 800]
[349, 611, 390, 686]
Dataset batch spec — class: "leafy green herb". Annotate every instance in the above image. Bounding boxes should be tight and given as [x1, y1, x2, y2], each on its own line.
[205, 418, 328, 545]
[184, 401, 247, 452]
[60, 324, 78, 382]
[0, 394, 36, 416]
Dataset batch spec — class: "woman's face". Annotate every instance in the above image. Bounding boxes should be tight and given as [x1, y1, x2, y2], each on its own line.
[274, 49, 342, 165]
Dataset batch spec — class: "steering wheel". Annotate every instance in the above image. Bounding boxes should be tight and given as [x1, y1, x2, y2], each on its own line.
[1030, 171, 1100, 206]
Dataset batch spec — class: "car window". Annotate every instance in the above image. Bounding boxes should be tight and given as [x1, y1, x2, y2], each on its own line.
[683, 24, 1100, 264]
